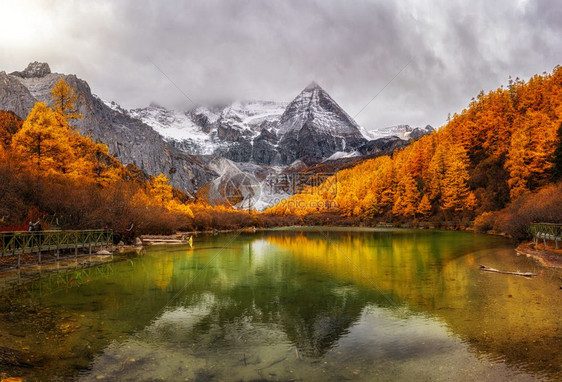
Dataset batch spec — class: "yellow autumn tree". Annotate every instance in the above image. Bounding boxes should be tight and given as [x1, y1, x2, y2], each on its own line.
[505, 111, 559, 199]
[440, 144, 473, 211]
[89, 142, 123, 185]
[392, 173, 418, 217]
[69, 138, 122, 185]
[481, 89, 516, 159]
[426, 142, 448, 201]
[148, 174, 194, 217]
[362, 192, 380, 218]
[416, 194, 432, 217]
[11, 102, 74, 173]
[51, 78, 83, 121]
[0, 110, 23, 148]
[150, 174, 175, 203]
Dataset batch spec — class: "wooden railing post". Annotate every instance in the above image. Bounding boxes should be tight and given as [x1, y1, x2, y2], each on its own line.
[554, 227, 562, 249]
[0, 229, 118, 269]
[529, 223, 562, 249]
[56, 231, 60, 261]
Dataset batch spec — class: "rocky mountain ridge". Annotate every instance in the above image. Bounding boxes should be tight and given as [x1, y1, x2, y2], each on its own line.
[0, 62, 216, 195]
[127, 81, 375, 166]
[369, 124, 434, 140]
[0, 62, 434, 209]
[127, 83, 434, 167]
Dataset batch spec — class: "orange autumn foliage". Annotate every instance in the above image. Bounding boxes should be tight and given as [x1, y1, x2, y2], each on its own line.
[0, 110, 23, 147]
[268, 66, 562, 221]
[0, 81, 202, 233]
[51, 78, 83, 121]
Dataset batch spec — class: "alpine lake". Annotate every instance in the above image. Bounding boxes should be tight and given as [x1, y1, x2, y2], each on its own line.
[1, 228, 560, 381]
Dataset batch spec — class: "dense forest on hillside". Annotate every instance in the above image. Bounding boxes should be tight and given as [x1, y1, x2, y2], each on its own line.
[0, 79, 260, 238]
[2, 69, 562, 241]
[267, 67, 562, 239]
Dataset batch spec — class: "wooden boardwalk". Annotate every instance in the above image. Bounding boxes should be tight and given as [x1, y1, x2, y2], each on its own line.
[0, 229, 113, 268]
[529, 223, 562, 249]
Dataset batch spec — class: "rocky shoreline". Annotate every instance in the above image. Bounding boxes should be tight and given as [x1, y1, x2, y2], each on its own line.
[515, 242, 562, 269]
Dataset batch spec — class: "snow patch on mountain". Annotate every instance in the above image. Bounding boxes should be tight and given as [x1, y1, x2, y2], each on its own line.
[101, 98, 129, 114]
[324, 151, 361, 161]
[218, 100, 287, 134]
[128, 104, 217, 154]
[191, 106, 221, 125]
[368, 124, 434, 140]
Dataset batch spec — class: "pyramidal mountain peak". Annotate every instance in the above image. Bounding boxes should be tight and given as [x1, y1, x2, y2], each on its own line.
[0, 62, 434, 207]
[280, 82, 362, 133]
[274, 82, 370, 163]
[304, 80, 321, 91]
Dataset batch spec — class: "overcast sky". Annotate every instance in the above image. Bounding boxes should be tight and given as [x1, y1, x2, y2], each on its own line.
[0, 0, 560, 130]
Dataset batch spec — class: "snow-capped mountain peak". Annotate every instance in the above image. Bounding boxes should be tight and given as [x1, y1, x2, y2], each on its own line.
[273, 82, 368, 163]
[278, 81, 363, 136]
[216, 100, 287, 134]
[128, 103, 217, 155]
[105, 82, 428, 167]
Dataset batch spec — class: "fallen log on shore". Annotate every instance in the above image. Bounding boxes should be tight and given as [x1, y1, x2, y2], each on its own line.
[479, 264, 536, 277]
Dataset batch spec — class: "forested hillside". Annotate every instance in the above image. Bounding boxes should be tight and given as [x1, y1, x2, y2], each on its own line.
[0, 79, 255, 236]
[3, 69, 561, 239]
[267, 67, 562, 237]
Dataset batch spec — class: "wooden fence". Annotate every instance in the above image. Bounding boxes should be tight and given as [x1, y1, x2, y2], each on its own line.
[0, 229, 113, 268]
[529, 223, 562, 249]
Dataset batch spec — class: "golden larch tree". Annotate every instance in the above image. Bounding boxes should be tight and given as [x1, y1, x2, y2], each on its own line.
[51, 78, 83, 121]
[505, 111, 558, 199]
[69, 137, 122, 185]
[440, 144, 472, 211]
[416, 194, 432, 217]
[0, 110, 23, 148]
[150, 174, 175, 204]
[392, 173, 418, 217]
[426, 142, 448, 201]
[11, 102, 74, 173]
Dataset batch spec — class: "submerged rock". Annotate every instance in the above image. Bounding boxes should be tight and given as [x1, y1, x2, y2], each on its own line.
[0, 346, 32, 368]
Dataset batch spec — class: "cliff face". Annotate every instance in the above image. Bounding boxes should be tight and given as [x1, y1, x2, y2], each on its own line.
[0, 62, 434, 209]
[0, 62, 216, 194]
[274, 82, 368, 164]
[130, 82, 372, 166]
[0, 71, 36, 119]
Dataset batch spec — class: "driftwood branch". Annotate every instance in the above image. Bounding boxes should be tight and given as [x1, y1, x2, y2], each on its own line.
[479, 265, 536, 277]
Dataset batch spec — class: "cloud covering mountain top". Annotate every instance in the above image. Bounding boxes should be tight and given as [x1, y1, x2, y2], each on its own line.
[1, 0, 560, 131]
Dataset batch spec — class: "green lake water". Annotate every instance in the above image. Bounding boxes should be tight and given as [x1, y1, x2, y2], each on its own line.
[2, 228, 561, 381]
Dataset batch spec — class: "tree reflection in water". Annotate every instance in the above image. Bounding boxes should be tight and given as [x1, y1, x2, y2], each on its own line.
[7, 229, 561, 381]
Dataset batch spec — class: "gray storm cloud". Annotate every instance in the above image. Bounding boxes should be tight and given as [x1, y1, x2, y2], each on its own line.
[0, 0, 560, 130]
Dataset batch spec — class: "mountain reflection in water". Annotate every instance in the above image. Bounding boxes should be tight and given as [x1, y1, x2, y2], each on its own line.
[5, 228, 560, 381]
